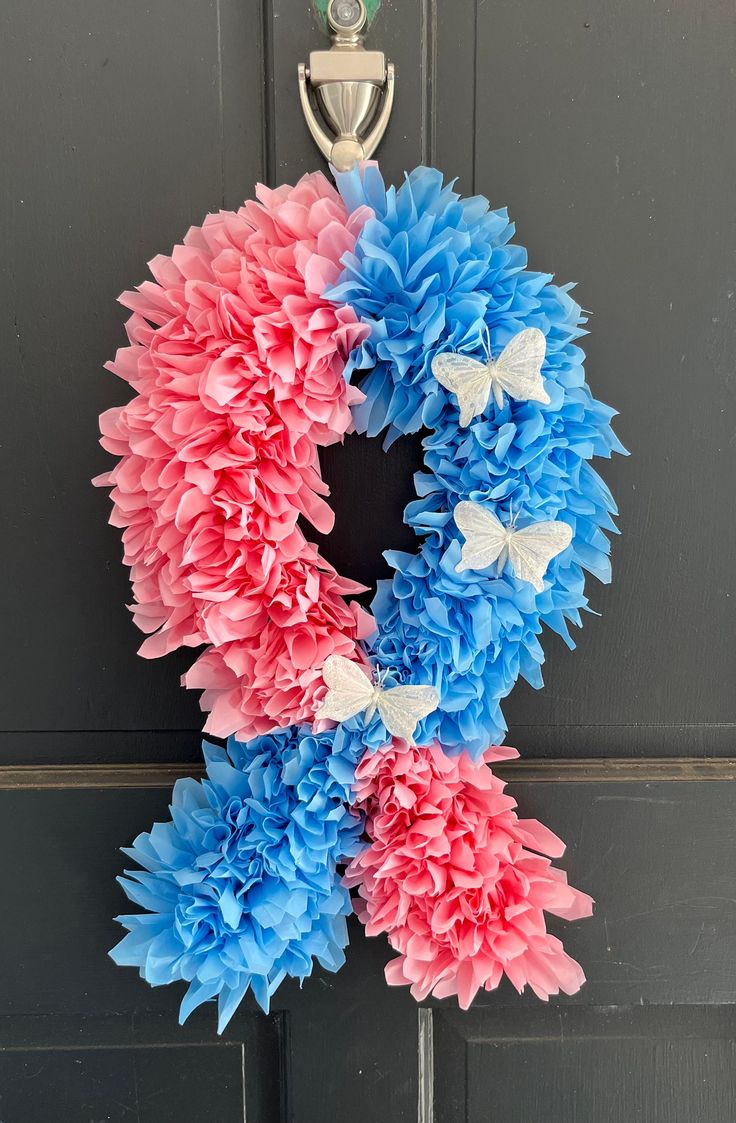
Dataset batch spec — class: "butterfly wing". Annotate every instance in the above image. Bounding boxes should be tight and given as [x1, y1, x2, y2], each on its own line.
[431, 352, 492, 427]
[454, 500, 508, 573]
[315, 654, 374, 722]
[491, 327, 550, 406]
[376, 685, 439, 743]
[507, 521, 573, 591]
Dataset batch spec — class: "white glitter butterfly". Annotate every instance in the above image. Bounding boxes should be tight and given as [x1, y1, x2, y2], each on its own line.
[315, 654, 438, 744]
[454, 500, 572, 592]
[431, 327, 550, 426]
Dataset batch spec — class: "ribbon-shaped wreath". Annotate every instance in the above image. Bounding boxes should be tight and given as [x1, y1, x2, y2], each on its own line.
[96, 164, 625, 1031]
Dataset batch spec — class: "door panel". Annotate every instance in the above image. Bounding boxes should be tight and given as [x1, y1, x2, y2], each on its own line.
[0, 1047, 250, 1123]
[5, 0, 733, 760]
[433, 1006, 736, 1123]
[2, 0, 734, 1120]
[2, 775, 735, 1120]
[1, 0, 261, 749]
[468, 0, 736, 755]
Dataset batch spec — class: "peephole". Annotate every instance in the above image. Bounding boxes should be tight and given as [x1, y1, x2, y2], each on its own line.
[299, 0, 392, 171]
[328, 0, 366, 36]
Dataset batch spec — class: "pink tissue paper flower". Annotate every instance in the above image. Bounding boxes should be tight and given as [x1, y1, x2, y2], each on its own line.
[95, 173, 373, 738]
[183, 548, 375, 739]
[344, 742, 593, 1008]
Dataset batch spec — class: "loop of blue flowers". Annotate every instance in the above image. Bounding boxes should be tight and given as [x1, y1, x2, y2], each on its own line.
[327, 165, 625, 756]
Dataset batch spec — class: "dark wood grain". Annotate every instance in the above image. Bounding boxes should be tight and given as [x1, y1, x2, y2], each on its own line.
[0, 1046, 248, 1123]
[0, 1012, 283, 1123]
[2, 0, 735, 1119]
[471, 0, 736, 748]
[1, 780, 735, 1120]
[1, 0, 263, 748]
[3, 0, 734, 761]
[432, 1006, 736, 1123]
[2, 756, 736, 789]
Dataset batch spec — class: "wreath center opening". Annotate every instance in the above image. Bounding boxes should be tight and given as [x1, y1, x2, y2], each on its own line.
[306, 429, 426, 603]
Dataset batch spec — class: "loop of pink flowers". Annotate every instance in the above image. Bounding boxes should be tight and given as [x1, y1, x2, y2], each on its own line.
[96, 174, 374, 739]
[344, 741, 594, 1008]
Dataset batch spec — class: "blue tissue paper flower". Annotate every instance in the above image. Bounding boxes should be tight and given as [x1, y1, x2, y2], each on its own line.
[110, 728, 364, 1030]
[327, 165, 626, 755]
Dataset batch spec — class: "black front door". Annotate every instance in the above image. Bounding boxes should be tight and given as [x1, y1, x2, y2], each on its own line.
[2, 1, 735, 1120]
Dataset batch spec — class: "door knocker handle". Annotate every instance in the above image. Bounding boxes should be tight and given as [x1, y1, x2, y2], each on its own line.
[298, 0, 395, 172]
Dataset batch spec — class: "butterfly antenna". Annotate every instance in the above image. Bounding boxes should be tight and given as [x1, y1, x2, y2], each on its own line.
[484, 324, 492, 362]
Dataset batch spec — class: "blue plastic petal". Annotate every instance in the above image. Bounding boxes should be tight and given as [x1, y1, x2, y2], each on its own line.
[111, 729, 365, 1031]
[324, 164, 626, 757]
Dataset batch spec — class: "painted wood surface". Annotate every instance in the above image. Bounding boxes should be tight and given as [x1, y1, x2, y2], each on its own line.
[1, 0, 734, 1119]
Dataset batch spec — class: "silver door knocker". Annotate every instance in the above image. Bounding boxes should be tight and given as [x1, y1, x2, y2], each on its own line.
[298, 0, 395, 172]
